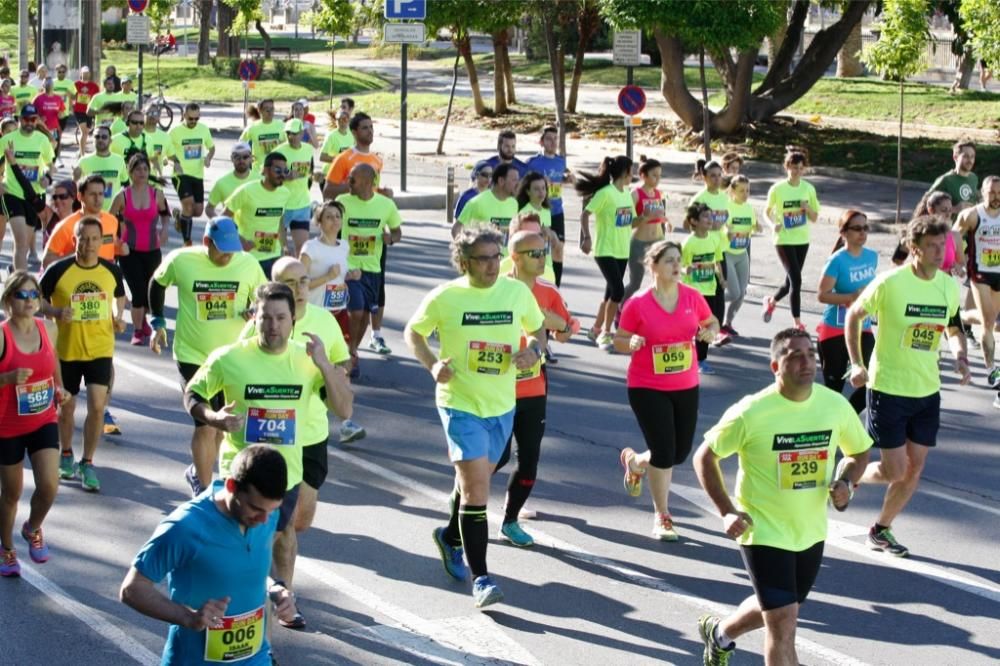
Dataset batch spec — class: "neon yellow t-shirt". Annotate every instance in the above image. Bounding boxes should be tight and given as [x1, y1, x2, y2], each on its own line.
[239, 303, 350, 446]
[77, 152, 127, 212]
[705, 383, 872, 551]
[11, 85, 36, 111]
[0, 131, 54, 199]
[86, 91, 125, 124]
[767, 179, 819, 246]
[458, 190, 519, 251]
[336, 192, 403, 273]
[724, 200, 758, 255]
[240, 119, 285, 164]
[855, 265, 960, 398]
[152, 246, 267, 365]
[208, 171, 254, 208]
[585, 184, 635, 259]
[225, 181, 291, 261]
[407, 275, 544, 418]
[518, 202, 552, 229]
[52, 78, 75, 118]
[320, 130, 354, 158]
[275, 141, 315, 209]
[188, 338, 325, 490]
[143, 127, 173, 165]
[681, 232, 723, 296]
[168, 122, 214, 180]
[689, 188, 730, 231]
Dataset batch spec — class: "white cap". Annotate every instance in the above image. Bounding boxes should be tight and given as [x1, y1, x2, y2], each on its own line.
[80, 65, 90, 73]
[297, 98, 309, 106]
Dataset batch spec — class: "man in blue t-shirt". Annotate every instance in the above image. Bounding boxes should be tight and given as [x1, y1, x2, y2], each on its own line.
[482, 129, 528, 176]
[525, 125, 574, 286]
[120, 446, 298, 666]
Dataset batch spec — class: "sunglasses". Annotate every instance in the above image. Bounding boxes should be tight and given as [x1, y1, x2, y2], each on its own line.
[128, 120, 143, 125]
[233, 154, 251, 159]
[52, 193, 72, 200]
[519, 249, 548, 259]
[186, 116, 200, 122]
[14, 289, 40, 300]
[270, 166, 290, 175]
[477, 172, 492, 178]
[846, 225, 869, 232]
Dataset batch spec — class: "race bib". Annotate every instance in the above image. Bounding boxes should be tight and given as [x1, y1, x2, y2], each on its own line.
[709, 209, 728, 228]
[614, 207, 633, 228]
[183, 143, 202, 160]
[291, 161, 310, 178]
[651, 342, 693, 375]
[71, 292, 109, 321]
[254, 231, 279, 254]
[692, 263, 715, 282]
[203, 606, 264, 663]
[834, 306, 870, 329]
[782, 210, 806, 229]
[777, 449, 828, 491]
[323, 283, 348, 310]
[976, 235, 1000, 270]
[729, 232, 749, 250]
[515, 355, 541, 381]
[547, 183, 563, 200]
[197, 291, 236, 321]
[348, 234, 376, 257]
[245, 407, 295, 446]
[16, 378, 54, 415]
[901, 322, 944, 352]
[467, 341, 511, 376]
[22, 166, 39, 182]
[259, 136, 280, 154]
[78, 93, 90, 105]
[644, 199, 665, 218]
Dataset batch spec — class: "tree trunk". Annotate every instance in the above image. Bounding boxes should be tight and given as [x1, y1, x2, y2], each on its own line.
[198, 0, 213, 65]
[501, 30, 516, 105]
[567, 2, 600, 113]
[567, 47, 585, 113]
[710, 48, 757, 135]
[756, 0, 809, 94]
[542, 14, 567, 155]
[216, 1, 240, 59]
[437, 52, 462, 155]
[330, 46, 335, 107]
[896, 79, 904, 224]
[255, 20, 272, 59]
[493, 32, 508, 114]
[700, 48, 711, 159]
[457, 36, 488, 116]
[767, 10, 788, 74]
[653, 29, 706, 129]
[836, 20, 864, 77]
[951, 48, 976, 92]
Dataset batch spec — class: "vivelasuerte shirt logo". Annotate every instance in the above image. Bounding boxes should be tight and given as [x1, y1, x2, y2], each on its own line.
[193, 280, 239, 292]
[244, 384, 303, 400]
[347, 218, 381, 228]
[254, 208, 284, 217]
[772, 430, 832, 451]
[905, 304, 947, 319]
[462, 311, 514, 326]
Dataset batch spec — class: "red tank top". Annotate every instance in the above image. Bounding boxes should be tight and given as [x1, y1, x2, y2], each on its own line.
[122, 186, 161, 252]
[0, 319, 58, 436]
[634, 187, 666, 224]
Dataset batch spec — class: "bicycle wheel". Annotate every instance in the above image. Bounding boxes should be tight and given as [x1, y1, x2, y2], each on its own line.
[149, 102, 173, 131]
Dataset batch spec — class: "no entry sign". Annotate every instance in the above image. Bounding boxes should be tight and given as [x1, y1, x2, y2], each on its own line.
[128, 0, 148, 12]
[238, 60, 260, 82]
[618, 85, 646, 116]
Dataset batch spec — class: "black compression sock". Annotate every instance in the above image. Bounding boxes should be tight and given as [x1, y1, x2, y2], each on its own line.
[504, 472, 535, 523]
[553, 262, 563, 287]
[443, 486, 462, 546]
[179, 215, 193, 242]
[458, 504, 489, 577]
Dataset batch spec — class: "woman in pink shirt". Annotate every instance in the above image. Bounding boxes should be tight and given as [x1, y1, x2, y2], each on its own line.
[613, 240, 719, 541]
[32, 78, 65, 158]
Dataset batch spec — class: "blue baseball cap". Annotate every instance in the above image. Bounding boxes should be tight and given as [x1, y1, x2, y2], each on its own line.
[205, 217, 242, 253]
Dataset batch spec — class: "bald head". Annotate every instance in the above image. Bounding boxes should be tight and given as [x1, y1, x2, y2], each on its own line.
[271, 256, 304, 280]
[271, 257, 309, 320]
[509, 230, 544, 254]
[348, 163, 377, 197]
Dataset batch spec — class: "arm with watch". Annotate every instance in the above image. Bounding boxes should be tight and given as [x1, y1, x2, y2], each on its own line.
[828, 448, 869, 512]
[266, 576, 298, 624]
[512, 329, 546, 370]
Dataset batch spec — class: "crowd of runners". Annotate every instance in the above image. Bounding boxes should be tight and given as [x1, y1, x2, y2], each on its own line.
[1, 56, 998, 666]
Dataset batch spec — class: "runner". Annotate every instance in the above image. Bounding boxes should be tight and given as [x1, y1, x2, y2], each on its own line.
[104, 65, 121, 93]
[142, 107, 172, 181]
[454, 161, 491, 221]
[0, 79, 15, 119]
[168, 103, 215, 246]
[846, 216, 971, 557]
[50, 65, 74, 145]
[31, 78, 65, 161]
[73, 125, 127, 213]
[110, 109, 149, 163]
[690, 159, 732, 345]
[681, 203, 726, 374]
[515, 171, 552, 232]
[0, 271, 67, 577]
[693, 327, 871, 666]
[43, 174, 122, 268]
[37, 179, 78, 245]
[10, 70, 35, 112]
[206, 142, 253, 219]
[498, 211, 560, 285]
[27, 66, 49, 91]
[322, 112, 386, 200]
[615, 240, 718, 540]
[39, 216, 128, 492]
[482, 129, 527, 173]
[184, 282, 353, 628]
[338, 163, 402, 374]
[762, 148, 820, 330]
[240, 99, 284, 165]
[721, 175, 758, 337]
[150, 217, 267, 495]
[319, 108, 354, 163]
[492, 230, 575, 547]
[72, 66, 98, 154]
[223, 151, 291, 278]
[85, 76, 121, 127]
[952, 176, 1000, 389]
[0, 105, 54, 270]
[721, 151, 744, 178]
[929, 140, 978, 213]
[816, 209, 878, 413]
[275, 118, 316, 255]
[405, 226, 545, 608]
[120, 445, 298, 666]
[525, 126, 572, 286]
[109, 153, 171, 345]
[623, 158, 667, 303]
[453, 163, 520, 244]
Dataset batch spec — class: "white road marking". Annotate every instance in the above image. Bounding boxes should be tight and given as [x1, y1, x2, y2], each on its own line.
[919, 486, 1000, 518]
[20, 562, 161, 666]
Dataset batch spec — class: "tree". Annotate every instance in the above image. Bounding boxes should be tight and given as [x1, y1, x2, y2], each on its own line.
[312, 0, 355, 107]
[426, 0, 489, 116]
[223, 0, 268, 57]
[960, 0, 1000, 71]
[541, 7, 568, 155]
[198, 0, 214, 64]
[861, 0, 929, 224]
[478, 1, 527, 114]
[837, 20, 865, 77]
[145, 0, 176, 33]
[567, 0, 602, 113]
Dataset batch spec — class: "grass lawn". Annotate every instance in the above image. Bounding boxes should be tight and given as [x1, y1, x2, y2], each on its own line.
[104, 51, 386, 103]
[0, 25, 18, 55]
[350, 91, 473, 121]
[506, 55, 765, 90]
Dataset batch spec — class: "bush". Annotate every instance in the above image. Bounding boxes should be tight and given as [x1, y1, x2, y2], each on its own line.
[102, 22, 127, 44]
[269, 58, 296, 81]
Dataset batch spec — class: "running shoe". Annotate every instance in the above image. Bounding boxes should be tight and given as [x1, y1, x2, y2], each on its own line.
[652, 513, 679, 541]
[368, 335, 391, 355]
[130, 333, 144, 346]
[79, 461, 101, 492]
[339, 419, 367, 443]
[586, 327, 600, 344]
[20, 523, 49, 563]
[472, 574, 504, 608]
[142, 319, 153, 338]
[184, 464, 204, 497]
[699, 360, 716, 375]
[697, 615, 735, 666]
[868, 525, 909, 557]
[761, 297, 776, 323]
[349, 356, 360, 380]
[988, 365, 1000, 389]
[518, 507, 537, 520]
[59, 453, 77, 480]
[712, 332, 732, 347]
[1, 548, 20, 577]
[720, 324, 740, 337]
[619, 447, 644, 497]
[499, 521, 534, 547]
[597, 332, 614, 351]
[432, 527, 468, 581]
[103, 410, 122, 435]
[172, 208, 182, 233]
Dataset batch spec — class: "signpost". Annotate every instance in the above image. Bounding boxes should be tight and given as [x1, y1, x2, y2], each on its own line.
[127, 3, 150, 109]
[613, 31, 643, 162]
[383, 0, 427, 192]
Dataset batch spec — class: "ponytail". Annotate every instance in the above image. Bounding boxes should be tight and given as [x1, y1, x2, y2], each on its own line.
[684, 202, 710, 232]
[574, 155, 632, 203]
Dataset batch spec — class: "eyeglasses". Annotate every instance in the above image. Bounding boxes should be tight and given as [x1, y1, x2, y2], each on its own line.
[14, 289, 40, 300]
[186, 116, 200, 122]
[468, 253, 501, 264]
[518, 248, 547, 259]
[477, 172, 492, 178]
[52, 193, 72, 200]
[233, 154, 251, 160]
[128, 120, 143, 125]
[846, 225, 869, 232]
[270, 166, 290, 175]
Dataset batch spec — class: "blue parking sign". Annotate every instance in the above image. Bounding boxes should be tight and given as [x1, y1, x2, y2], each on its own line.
[384, 0, 426, 19]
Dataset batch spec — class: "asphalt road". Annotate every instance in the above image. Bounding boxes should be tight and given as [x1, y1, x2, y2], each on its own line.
[1, 133, 999, 666]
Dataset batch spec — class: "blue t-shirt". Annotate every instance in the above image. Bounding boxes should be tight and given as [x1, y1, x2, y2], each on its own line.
[525, 152, 567, 216]
[821, 247, 878, 329]
[132, 481, 278, 666]
[455, 186, 479, 220]
[482, 154, 528, 178]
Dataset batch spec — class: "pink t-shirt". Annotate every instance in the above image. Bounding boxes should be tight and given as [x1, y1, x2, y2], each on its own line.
[32, 94, 65, 131]
[619, 284, 711, 391]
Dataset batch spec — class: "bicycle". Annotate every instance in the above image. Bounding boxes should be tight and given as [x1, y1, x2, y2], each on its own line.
[141, 54, 185, 131]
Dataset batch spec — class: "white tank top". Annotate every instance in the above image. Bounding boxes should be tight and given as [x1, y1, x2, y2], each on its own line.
[301, 238, 349, 309]
[973, 204, 1000, 274]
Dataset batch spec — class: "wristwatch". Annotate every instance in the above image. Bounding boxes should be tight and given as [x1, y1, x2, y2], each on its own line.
[835, 478, 855, 501]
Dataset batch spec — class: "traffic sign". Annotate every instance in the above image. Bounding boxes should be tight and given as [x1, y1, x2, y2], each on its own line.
[617, 85, 646, 116]
[384, 22, 426, 44]
[238, 59, 260, 82]
[613, 31, 642, 67]
[126, 15, 151, 45]
[128, 0, 148, 12]
[384, 0, 426, 20]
